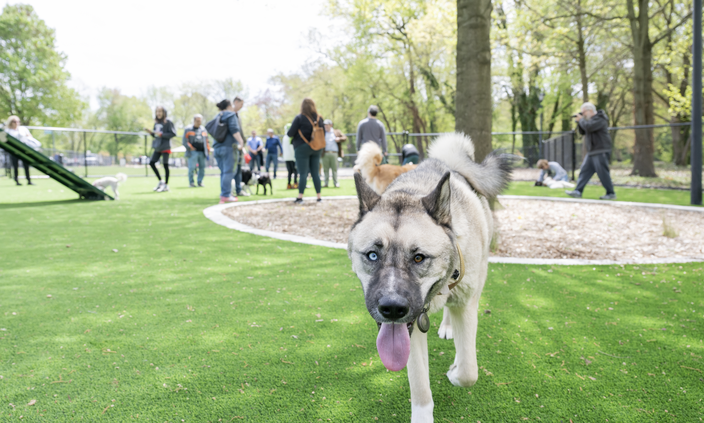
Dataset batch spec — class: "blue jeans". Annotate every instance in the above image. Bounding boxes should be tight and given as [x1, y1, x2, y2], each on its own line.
[214, 146, 235, 198]
[187, 151, 206, 185]
[233, 164, 243, 195]
[265, 153, 278, 177]
[249, 152, 261, 171]
[294, 143, 322, 194]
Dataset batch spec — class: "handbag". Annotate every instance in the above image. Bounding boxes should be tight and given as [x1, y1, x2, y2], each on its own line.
[298, 115, 326, 151]
[205, 112, 228, 143]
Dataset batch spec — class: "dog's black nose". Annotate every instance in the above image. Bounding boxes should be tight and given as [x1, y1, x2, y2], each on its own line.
[377, 297, 410, 320]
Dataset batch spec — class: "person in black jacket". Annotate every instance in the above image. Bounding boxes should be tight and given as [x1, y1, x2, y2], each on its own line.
[144, 106, 177, 192]
[565, 102, 616, 200]
[401, 143, 420, 165]
[287, 98, 325, 203]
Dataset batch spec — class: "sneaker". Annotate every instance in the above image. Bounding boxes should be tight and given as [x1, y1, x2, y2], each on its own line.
[293, 198, 303, 204]
[198, 183, 204, 187]
[219, 196, 238, 204]
[27, 181, 35, 185]
[565, 190, 582, 198]
[323, 184, 328, 188]
[334, 183, 340, 188]
[600, 193, 617, 200]
[15, 180, 21, 186]
[293, 183, 298, 189]
[153, 181, 163, 191]
[189, 183, 196, 188]
[287, 183, 292, 190]
[317, 198, 322, 203]
[162, 184, 169, 192]
[240, 191, 250, 197]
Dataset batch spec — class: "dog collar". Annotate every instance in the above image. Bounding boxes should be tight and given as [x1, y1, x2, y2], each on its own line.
[416, 241, 465, 334]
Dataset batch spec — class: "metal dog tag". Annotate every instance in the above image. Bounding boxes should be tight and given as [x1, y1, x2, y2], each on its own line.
[417, 312, 430, 333]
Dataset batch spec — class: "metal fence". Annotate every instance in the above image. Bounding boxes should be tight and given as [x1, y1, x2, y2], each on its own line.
[1, 123, 697, 181]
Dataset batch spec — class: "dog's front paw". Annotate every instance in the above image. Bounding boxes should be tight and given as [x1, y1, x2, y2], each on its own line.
[437, 309, 453, 340]
[411, 402, 434, 423]
[446, 363, 478, 387]
[437, 321, 453, 340]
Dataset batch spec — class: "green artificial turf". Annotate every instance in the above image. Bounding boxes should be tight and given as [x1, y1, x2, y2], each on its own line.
[504, 181, 701, 207]
[1, 175, 703, 422]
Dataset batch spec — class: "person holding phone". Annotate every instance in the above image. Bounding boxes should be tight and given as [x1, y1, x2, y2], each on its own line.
[144, 106, 176, 192]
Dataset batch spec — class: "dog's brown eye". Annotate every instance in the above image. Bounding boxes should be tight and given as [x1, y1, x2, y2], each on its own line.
[414, 254, 425, 263]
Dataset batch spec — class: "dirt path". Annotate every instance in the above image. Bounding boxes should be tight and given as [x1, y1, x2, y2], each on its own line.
[222, 198, 704, 261]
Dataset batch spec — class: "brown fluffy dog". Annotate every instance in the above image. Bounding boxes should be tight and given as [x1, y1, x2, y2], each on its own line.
[353, 142, 417, 194]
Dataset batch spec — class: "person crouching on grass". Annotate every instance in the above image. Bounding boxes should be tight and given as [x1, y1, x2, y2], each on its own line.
[536, 159, 568, 184]
[565, 102, 616, 200]
[183, 114, 210, 187]
[145, 106, 177, 192]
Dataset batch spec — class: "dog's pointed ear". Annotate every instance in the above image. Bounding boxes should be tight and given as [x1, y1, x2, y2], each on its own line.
[354, 172, 381, 216]
[422, 171, 452, 226]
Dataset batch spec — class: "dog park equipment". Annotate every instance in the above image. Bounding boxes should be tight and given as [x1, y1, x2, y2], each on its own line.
[0, 128, 113, 200]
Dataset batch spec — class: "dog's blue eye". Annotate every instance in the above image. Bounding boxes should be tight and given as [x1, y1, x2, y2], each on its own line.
[367, 252, 378, 261]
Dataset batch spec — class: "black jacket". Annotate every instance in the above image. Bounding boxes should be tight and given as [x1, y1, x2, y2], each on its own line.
[151, 119, 177, 152]
[401, 143, 419, 161]
[577, 110, 611, 155]
[287, 114, 325, 149]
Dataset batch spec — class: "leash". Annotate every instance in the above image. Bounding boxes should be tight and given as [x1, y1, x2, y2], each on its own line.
[416, 240, 465, 333]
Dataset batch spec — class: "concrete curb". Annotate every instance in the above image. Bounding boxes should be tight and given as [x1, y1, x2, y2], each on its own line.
[203, 195, 704, 265]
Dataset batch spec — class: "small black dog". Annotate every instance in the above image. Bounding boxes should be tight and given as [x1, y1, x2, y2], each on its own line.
[254, 171, 273, 195]
[241, 169, 253, 185]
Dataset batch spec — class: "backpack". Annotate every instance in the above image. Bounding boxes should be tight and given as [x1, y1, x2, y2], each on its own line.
[298, 115, 326, 151]
[206, 112, 229, 143]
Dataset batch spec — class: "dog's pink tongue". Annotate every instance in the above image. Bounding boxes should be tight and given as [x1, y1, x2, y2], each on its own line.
[376, 323, 411, 372]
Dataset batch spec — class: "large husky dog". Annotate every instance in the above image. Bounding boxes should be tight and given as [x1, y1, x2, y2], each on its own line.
[354, 141, 417, 194]
[348, 133, 511, 422]
[92, 173, 127, 200]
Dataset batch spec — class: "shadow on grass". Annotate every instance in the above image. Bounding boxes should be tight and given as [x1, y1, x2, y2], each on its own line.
[0, 199, 85, 210]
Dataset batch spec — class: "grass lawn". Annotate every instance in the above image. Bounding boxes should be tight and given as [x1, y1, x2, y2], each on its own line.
[1, 175, 703, 422]
[505, 181, 700, 207]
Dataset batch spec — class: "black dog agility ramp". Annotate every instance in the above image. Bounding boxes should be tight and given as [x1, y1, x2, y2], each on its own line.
[0, 129, 113, 200]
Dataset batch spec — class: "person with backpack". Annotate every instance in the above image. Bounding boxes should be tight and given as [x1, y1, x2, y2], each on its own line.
[144, 106, 177, 192]
[210, 99, 245, 204]
[231, 97, 248, 197]
[286, 98, 325, 204]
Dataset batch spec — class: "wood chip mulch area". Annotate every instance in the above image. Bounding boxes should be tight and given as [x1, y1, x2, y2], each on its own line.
[221, 198, 704, 261]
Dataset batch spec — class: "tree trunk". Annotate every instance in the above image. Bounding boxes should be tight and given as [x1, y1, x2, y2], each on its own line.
[456, 0, 493, 163]
[627, 0, 657, 176]
[576, 1, 589, 104]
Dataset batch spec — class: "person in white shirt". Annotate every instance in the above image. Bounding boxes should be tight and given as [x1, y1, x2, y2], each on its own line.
[4, 115, 41, 185]
[322, 119, 339, 187]
[282, 123, 298, 189]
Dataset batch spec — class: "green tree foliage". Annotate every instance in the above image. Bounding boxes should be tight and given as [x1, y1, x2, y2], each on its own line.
[95, 88, 152, 160]
[0, 4, 84, 126]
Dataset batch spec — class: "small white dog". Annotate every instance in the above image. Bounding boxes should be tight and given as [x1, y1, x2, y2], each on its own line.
[92, 173, 127, 200]
[543, 176, 575, 189]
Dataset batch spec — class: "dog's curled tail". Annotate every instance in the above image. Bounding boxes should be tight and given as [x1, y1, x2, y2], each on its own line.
[354, 141, 383, 171]
[428, 132, 512, 199]
[116, 173, 128, 184]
